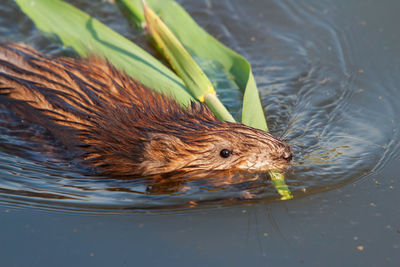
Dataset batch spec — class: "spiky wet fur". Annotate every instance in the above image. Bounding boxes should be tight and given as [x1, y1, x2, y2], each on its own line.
[0, 43, 291, 178]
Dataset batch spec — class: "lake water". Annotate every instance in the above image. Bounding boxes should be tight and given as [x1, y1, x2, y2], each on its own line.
[0, 0, 399, 266]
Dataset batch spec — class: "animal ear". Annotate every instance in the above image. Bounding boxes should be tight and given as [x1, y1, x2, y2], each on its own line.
[138, 133, 186, 175]
[147, 133, 183, 151]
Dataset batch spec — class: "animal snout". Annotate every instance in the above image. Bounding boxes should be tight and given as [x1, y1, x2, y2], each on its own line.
[282, 145, 293, 162]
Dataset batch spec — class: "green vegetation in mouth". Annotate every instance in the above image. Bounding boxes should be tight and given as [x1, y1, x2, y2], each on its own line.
[15, 0, 293, 200]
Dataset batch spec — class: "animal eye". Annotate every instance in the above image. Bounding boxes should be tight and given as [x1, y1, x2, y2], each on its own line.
[220, 149, 232, 158]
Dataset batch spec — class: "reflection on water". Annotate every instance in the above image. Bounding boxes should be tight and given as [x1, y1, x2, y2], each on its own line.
[0, 0, 397, 212]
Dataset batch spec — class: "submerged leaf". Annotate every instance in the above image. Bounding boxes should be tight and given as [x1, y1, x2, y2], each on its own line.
[270, 170, 293, 200]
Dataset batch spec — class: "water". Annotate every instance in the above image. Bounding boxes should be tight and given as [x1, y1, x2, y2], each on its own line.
[0, 0, 399, 266]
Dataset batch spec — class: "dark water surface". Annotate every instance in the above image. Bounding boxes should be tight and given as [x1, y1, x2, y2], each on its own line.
[0, 0, 399, 266]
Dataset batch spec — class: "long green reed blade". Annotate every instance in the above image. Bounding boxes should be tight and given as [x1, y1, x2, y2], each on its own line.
[142, 1, 234, 122]
[15, 0, 194, 105]
[119, 0, 268, 131]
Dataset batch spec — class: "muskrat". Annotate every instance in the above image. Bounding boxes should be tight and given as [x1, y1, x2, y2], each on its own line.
[0, 43, 292, 179]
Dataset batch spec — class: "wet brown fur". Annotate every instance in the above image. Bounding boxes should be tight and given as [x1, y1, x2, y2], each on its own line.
[0, 43, 292, 178]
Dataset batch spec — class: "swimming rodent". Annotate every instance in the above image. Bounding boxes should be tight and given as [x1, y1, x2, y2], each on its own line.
[0, 43, 292, 178]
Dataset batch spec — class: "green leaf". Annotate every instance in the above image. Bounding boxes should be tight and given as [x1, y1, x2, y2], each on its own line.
[142, 1, 235, 122]
[269, 170, 293, 200]
[15, 0, 194, 105]
[119, 0, 268, 131]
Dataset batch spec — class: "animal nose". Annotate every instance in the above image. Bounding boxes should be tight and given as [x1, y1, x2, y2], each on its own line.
[282, 145, 293, 162]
